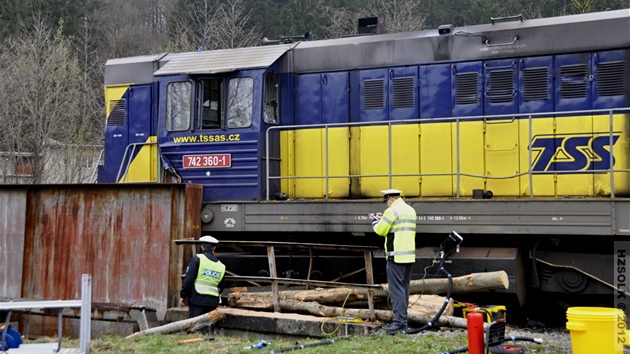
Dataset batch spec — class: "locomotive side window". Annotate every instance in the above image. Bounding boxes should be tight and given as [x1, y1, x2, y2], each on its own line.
[264, 72, 280, 124]
[199, 79, 223, 129]
[166, 81, 192, 131]
[226, 77, 253, 128]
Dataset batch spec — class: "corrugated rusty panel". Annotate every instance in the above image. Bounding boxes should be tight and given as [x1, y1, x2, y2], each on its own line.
[167, 184, 203, 308]
[0, 188, 28, 298]
[6, 183, 202, 322]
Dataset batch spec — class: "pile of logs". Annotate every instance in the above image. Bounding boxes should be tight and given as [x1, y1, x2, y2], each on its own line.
[226, 270, 508, 329]
[124, 270, 508, 337]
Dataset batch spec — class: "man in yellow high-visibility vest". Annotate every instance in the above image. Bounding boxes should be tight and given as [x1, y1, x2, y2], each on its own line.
[371, 189, 416, 335]
[180, 235, 226, 330]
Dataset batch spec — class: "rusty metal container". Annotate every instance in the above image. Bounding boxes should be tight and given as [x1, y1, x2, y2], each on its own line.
[0, 183, 202, 337]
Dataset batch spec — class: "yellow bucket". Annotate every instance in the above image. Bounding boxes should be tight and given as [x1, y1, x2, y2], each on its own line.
[566, 307, 628, 354]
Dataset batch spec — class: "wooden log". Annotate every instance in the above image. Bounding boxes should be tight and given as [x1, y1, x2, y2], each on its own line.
[408, 294, 454, 317]
[125, 309, 224, 338]
[228, 270, 509, 309]
[408, 270, 509, 295]
[279, 299, 471, 329]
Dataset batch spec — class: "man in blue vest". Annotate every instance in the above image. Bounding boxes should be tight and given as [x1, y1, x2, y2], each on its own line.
[180, 235, 226, 326]
[370, 189, 417, 335]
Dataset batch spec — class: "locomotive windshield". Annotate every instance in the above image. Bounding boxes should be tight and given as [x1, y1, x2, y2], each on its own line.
[166, 81, 192, 132]
[167, 76, 255, 131]
[226, 77, 253, 128]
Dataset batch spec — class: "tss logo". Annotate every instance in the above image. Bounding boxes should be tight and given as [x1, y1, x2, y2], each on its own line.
[530, 132, 620, 172]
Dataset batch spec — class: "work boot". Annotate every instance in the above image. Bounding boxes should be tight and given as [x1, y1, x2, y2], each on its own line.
[382, 322, 407, 335]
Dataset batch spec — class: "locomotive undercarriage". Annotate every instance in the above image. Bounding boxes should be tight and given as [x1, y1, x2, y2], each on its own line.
[203, 198, 630, 313]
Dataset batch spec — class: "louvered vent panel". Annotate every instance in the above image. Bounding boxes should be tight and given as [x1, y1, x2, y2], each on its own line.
[392, 76, 415, 108]
[560, 64, 588, 99]
[363, 79, 385, 110]
[108, 99, 127, 126]
[488, 69, 515, 103]
[523, 67, 550, 101]
[454, 72, 479, 105]
[597, 61, 627, 97]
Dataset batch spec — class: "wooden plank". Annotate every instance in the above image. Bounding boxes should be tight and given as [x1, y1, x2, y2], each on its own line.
[175, 239, 380, 252]
[267, 246, 280, 313]
[223, 276, 382, 289]
[217, 307, 379, 338]
[0, 300, 81, 310]
[363, 250, 375, 321]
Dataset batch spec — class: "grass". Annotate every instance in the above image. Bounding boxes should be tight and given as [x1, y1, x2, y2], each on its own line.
[21, 331, 572, 354]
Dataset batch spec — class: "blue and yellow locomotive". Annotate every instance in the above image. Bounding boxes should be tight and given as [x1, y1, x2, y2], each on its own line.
[100, 10, 630, 306]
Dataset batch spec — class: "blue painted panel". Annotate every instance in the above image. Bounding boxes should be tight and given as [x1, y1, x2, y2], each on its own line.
[358, 68, 388, 122]
[388, 66, 418, 120]
[349, 71, 361, 123]
[100, 84, 153, 183]
[420, 64, 451, 119]
[452, 62, 483, 117]
[157, 71, 264, 201]
[593, 49, 629, 109]
[555, 53, 592, 112]
[484, 59, 519, 115]
[519, 56, 554, 114]
[128, 85, 153, 144]
[279, 72, 294, 125]
[322, 72, 349, 123]
[296, 73, 322, 125]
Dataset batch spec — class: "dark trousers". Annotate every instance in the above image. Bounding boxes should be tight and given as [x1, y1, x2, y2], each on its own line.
[386, 261, 413, 327]
[188, 304, 217, 318]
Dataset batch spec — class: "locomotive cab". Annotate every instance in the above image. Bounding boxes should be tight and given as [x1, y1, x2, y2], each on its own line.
[101, 45, 295, 201]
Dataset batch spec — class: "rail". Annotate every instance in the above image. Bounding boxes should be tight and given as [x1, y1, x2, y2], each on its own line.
[115, 141, 157, 183]
[0, 274, 92, 353]
[89, 150, 104, 183]
[265, 108, 630, 200]
[175, 240, 381, 320]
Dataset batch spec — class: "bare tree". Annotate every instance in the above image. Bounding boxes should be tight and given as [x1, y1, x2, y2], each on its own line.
[94, 0, 175, 58]
[315, 1, 365, 39]
[165, 0, 260, 51]
[168, 0, 218, 51]
[0, 17, 94, 183]
[368, 0, 427, 33]
[316, 0, 427, 39]
[214, 0, 261, 49]
[572, 0, 598, 13]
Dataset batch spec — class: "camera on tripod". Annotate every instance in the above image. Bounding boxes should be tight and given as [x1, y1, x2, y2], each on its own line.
[439, 231, 463, 259]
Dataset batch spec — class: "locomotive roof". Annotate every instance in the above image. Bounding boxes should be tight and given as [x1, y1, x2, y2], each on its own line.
[290, 8, 630, 72]
[104, 9, 630, 84]
[153, 43, 297, 76]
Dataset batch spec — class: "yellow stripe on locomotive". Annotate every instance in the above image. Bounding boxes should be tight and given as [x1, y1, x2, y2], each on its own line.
[279, 114, 630, 198]
[104, 84, 129, 121]
[120, 136, 158, 183]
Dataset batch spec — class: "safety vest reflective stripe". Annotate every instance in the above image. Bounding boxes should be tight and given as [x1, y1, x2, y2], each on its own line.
[392, 226, 416, 232]
[194, 254, 225, 297]
[385, 250, 416, 256]
[373, 198, 416, 263]
[195, 280, 219, 294]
